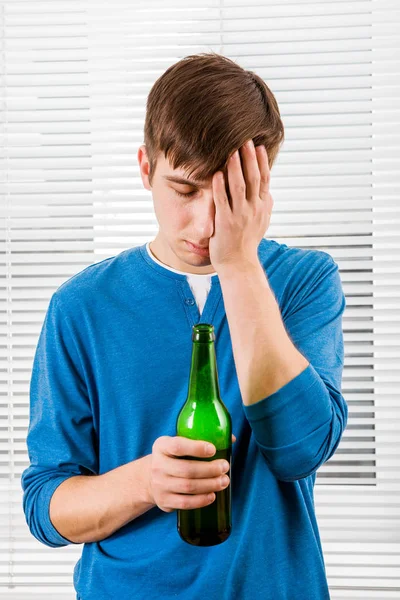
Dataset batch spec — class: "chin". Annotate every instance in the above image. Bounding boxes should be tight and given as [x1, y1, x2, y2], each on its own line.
[184, 253, 211, 264]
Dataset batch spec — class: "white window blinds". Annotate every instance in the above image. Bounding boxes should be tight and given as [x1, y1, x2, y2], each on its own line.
[1, 0, 399, 598]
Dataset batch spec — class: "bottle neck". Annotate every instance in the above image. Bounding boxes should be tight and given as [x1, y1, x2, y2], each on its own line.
[187, 341, 221, 402]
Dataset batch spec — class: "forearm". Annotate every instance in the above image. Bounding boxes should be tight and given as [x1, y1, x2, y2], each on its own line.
[49, 454, 156, 544]
[218, 257, 309, 406]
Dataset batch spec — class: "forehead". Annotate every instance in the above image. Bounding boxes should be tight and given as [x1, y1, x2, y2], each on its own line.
[159, 154, 209, 188]
[159, 154, 230, 189]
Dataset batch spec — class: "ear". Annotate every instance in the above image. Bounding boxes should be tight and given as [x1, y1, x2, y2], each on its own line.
[137, 144, 152, 191]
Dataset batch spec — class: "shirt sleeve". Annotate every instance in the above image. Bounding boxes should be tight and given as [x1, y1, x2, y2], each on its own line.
[21, 292, 99, 547]
[242, 251, 348, 482]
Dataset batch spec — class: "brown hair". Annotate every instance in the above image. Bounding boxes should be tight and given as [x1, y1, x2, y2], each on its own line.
[143, 51, 284, 188]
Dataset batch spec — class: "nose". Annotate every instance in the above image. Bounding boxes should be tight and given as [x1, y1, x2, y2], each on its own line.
[192, 194, 216, 240]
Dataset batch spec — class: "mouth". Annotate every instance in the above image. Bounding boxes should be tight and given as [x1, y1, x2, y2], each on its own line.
[185, 240, 210, 256]
[190, 242, 208, 249]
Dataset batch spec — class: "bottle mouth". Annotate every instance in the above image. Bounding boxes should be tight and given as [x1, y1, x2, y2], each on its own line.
[192, 323, 215, 342]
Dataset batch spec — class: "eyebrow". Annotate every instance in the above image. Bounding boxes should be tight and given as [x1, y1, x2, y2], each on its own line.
[162, 175, 207, 188]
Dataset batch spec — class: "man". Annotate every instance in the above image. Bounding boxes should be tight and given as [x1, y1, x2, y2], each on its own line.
[21, 53, 347, 600]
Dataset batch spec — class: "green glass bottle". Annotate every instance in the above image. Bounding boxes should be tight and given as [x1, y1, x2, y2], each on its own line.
[176, 323, 232, 547]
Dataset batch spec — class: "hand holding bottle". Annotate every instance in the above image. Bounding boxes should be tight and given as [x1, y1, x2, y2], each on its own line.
[147, 434, 236, 514]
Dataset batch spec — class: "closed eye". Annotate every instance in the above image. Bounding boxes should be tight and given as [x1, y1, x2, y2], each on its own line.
[174, 190, 198, 198]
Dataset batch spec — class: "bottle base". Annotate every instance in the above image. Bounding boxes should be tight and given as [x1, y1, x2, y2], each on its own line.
[177, 525, 231, 547]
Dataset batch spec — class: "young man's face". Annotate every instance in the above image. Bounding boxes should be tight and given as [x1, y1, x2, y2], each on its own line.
[138, 144, 219, 275]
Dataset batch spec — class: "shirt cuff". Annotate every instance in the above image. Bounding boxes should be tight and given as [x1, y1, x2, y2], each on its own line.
[38, 475, 82, 547]
[243, 363, 325, 419]
[242, 363, 333, 447]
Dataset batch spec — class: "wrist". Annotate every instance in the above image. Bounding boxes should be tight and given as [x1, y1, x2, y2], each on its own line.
[139, 454, 156, 508]
[217, 255, 261, 280]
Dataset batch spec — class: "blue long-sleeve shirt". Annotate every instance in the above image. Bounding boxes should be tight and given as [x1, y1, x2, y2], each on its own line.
[21, 238, 348, 600]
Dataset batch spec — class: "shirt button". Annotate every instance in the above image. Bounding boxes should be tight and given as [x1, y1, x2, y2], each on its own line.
[185, 298, 195, 305]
